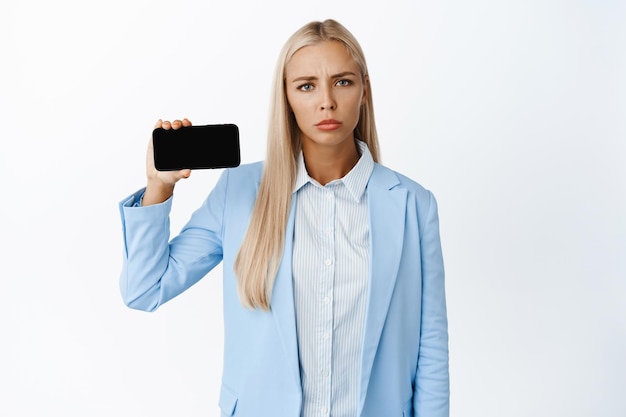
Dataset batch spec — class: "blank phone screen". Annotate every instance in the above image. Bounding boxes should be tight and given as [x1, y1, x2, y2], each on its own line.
[152, 124, 241, 171]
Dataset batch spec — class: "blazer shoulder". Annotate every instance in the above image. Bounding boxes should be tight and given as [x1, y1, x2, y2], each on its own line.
[227, 160, 263, 178]
[371, 164, 439, 234]
[373, 163, 434, 199]
[221, 161, 263, 189]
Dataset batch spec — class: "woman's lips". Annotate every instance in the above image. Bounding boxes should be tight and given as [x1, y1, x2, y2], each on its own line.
[316, 119, 342, 131]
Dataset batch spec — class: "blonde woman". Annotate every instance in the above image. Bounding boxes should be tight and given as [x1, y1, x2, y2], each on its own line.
[119, 19, 449, 417]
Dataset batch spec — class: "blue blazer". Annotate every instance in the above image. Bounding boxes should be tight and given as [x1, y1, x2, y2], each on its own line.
[119, 162, 449, 417]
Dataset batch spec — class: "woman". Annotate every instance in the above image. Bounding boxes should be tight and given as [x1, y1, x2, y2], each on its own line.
[120, 19, 449, 417]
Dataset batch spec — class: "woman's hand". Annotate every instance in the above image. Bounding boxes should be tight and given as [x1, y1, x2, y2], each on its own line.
[142, 118, 192, 206]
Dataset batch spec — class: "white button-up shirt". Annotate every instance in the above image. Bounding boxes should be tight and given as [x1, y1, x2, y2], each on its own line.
[292, 140, 374, 417]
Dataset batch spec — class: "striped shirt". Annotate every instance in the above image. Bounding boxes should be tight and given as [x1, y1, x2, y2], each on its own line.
[292, 140, 374, 417]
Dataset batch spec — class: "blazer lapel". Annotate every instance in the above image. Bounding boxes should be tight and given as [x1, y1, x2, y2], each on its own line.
[358, 164, 407, 412]
[270, 198, 302, 389]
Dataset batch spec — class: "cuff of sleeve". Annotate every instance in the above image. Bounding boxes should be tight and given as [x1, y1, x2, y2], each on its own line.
[120, 188, 146, 208]
[118, 188, 174, 222]
[118, 188, 174, 259]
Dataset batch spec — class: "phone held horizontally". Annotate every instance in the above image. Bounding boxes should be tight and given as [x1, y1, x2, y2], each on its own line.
[152, 124, 241, 171]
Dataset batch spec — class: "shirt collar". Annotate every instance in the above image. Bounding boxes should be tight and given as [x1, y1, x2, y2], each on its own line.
[293, 140, 374, 202]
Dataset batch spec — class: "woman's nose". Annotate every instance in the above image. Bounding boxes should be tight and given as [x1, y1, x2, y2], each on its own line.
[320, 86, 336, 110]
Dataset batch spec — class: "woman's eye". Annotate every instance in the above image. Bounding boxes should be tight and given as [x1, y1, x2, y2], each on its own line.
[336, 79, 351, 87]
[298, 83, 314, 91]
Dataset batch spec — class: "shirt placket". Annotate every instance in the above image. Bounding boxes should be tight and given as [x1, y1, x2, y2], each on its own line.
[318, 185, 335, 416]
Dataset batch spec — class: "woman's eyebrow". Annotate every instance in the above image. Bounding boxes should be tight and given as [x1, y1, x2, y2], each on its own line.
[290, 71, 358, 83]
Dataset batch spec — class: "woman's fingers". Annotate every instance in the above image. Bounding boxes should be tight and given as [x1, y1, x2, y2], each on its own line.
[147, 118, 194, 185]
[159, 118, 192, 130]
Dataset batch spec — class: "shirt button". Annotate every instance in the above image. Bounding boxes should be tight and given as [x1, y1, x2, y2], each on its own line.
[321, 406, 328, 414]
[324, 258, 332, 266]
[323, 332, 330, 340]
[326, 193, 333, 199]
[323, 296, 330, 304]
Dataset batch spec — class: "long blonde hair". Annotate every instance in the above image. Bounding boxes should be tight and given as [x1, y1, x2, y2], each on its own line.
[234, 19, 380, 310]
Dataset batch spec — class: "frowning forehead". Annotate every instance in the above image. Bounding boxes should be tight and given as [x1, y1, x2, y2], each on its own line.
[285, 40, 360, 82]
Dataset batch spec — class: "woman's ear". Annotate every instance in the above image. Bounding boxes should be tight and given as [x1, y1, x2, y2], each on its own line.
[361, 75, 369, 105]
[284, 90, 294, 113]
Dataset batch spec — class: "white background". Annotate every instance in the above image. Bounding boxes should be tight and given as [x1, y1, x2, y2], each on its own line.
[1, 0, 625, 416]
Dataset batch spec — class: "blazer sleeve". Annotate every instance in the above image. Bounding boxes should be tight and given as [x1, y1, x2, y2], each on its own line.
[118, 169, 230, 311]
[414, 191, 450, 416]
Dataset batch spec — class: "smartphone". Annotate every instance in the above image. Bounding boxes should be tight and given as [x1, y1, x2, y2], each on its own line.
[152, 124, 241, 171]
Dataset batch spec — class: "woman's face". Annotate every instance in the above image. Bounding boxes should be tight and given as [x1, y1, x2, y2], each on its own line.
[285, 40, 367, 150]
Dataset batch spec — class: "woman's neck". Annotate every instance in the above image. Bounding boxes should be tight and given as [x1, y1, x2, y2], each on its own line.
[301, 138, 360, 186]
